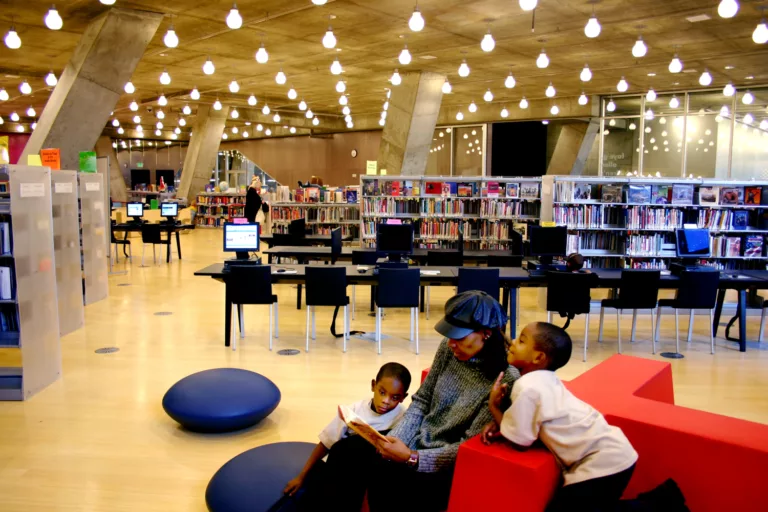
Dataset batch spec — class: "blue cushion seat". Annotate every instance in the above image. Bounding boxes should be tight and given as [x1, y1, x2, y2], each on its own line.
[206, 442, 317, 512]
[162, 368, 280, 433]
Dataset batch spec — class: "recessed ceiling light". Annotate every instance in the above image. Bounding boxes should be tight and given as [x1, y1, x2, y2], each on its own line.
[420, 55, 437, 60]
[685, 14, 711, 23]
[329, 14, 336, 20]
[336, 48, 342, 52]
[160, 53, 166, 57]
[647, 72, 656, 77]
[673, 82, 680, 86]
[724, 65, 735, 70]
[682, 69, 697, 73]
[746, 75, 754, 79]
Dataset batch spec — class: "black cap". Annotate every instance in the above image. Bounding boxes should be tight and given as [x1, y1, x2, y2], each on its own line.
[434, 290, 508, 340]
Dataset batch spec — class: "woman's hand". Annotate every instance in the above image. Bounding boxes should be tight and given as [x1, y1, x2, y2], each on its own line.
[376, 436, 412, 464]
[481, 421, 502, 445]
[283, 475, 305, 496]
[489, 372, 509, 409]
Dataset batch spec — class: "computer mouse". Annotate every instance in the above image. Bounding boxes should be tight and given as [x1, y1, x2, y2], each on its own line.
[357, 268, 367, 274]
[276, 269, 287, 273]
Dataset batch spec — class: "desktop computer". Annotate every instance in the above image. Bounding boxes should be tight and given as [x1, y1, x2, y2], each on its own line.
[126, 202, 145, 223]
[223, 222, 261, 266]
[670, 228, 711, 276]
[526, 226, 568, 274]
[376, 223, 413, 263]
[160, 202, 179, 224]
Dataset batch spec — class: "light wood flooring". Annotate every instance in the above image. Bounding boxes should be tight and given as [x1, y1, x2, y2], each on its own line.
[0, 228, 766, 511]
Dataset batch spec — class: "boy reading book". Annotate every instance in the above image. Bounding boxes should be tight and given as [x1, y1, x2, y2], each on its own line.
[283, 362, 412, 496]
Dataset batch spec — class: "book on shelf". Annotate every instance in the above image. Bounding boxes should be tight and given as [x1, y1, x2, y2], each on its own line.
[720, 187, 743, 205]
[0, 222, 9, 255]
[425, 181, 442, 195]
[363, 180, 376, 196]
[505, 183, 519, 198]
[441, 182, 451, 197]
[520, 183, 540, 200]
[698, 209, 734, 231]
[652, 185, 671, 204]
[726, 237, 741, 257]
[458, 184, 474, 197]
[0, 266, 11, 300]
[627, 185, 651, 204]
[745, 187, 762, 205]
[487, 181, 500, 198]
[346, 189, 358, 203]
[601, 185, 623, 203]
[699, 186, 720, 206]
[513, 222, 528, 241]
[671, 184, 693, 205]
[745, 236, 764, 257]
[390, 181, 402, 197]
[731, 210, 749, 230]
[573, 183, 593, 202]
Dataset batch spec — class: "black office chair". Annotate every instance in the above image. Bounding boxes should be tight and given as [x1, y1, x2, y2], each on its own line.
[546, 271, 597, 362]
[656, 270, 720, 355]
[305, 267, 349, 352]
[140, 224, 171, 265]
[111, 225, 131, 263]
[351, 250, 380, 320]
[425, 250, 463, 319]
[375, 268, 420, 355]
[598, 270, 661, 354]
[225, 265, 279, 351]
[457, 268, 500, 301]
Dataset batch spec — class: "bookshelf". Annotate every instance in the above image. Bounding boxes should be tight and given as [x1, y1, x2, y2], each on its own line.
[79, 173, 109, 305]
[195, 192, 246, 227]
[269, 185, 361, 240]
[547, 176, 768, 270]
[0, 165, 61, 401]
[360, 176, 541, 250]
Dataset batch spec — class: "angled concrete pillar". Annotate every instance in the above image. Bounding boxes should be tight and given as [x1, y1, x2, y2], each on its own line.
[377, 72, 444, 176]
[178, 105, 230, 200]
[21, 8, 162, 170]
[94, 136, 128, 202]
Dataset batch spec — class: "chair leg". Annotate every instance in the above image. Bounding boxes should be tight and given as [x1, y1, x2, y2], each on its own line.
[268, 304, 273, 350]
[311, 306, 316, 340]
[352, 285, 356, 320]
[152, 245, 157, 264]
[274, 303, 279, 338]
[231, 303, 237, 352]
[343, 305, 348, 353]
[516, 288, 520, 327]
[654, 307, 661, 354]
[709, 308, 715, 355]
[675, 309, 680, 354]
[760, 307, 767, 343]
[687, 309, 694, 343]
[583, 313, 589, 362]
[547, 311, 552, 323]
[650, 307, 656, 354]
[141, 244, 145, 267]
[410, 308, 414, 342]
[415, 307, 420, 355]
[631, 309, 638, 342]
[598, 307, 605, 342]
[239, 304, 245, 338]
[617, 309, 622, 354]
[128, 243, 132, 262]
[305, 306, 310, 352]
[376, 307, 382, 355]
[426, 286, 430, 320]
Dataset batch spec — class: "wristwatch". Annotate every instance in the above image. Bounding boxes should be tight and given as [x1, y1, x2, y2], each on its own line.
[406, 450, 419, 469]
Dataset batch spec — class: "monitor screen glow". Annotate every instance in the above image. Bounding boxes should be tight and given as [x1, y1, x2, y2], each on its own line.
[127, 203, 144, 217]
[224, 223, 260, 252]
[160, 202, 178, 217]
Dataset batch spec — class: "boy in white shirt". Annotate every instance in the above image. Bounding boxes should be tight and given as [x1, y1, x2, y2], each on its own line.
[283, 362, 411, 497]
[483, 322, 638, 512]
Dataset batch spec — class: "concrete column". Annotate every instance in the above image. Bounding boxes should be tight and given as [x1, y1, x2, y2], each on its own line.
[377, 72, 444, 176]
[177, 105, 230, 200]
[94, 136, 128, 202]
[21, 8, 162, 170]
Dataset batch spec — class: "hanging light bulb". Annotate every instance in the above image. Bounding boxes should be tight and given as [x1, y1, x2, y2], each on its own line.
[0, 89, 7, 101]
[226, 3, 243, 29]
[289, 127, 297, 134]
[213, 99, 222, 110]
[667, 95, 679, 109]
[390, 70, 402, 85]
[231, 108, 239, 119]
[483, 89, 494, 102]
[347, 121, 354, 129]
[409, 6, 425, 32]
[458, 59, 470, 77]
[117, 127, 124, 134]
[10, 112, 19, 122]
[580, 64, 592, 82]
[668, 54, 683, 73]
[275, 69, 286, 85]
[298, 99, 307, 111]
[744, 113, 754, 124]
[606, 99, 616, 112]
[4, 26, 21, 49]
[536, 49, 549, 69]
[456, 111, 464, 121]
[441, 80, 452, 94]
[231, 126, 238, 134]
[262, 104, 270, 115]
[519, 0, 538, 11]
[504, 72, 516, 88]
[255, 43, 269, 63]
[256, 124, 263, 131]
[617, 77, 629, 92]
[342, 106, 351, 116]
[227, 80, 239, 93]
[313, 117, 320, 126]
[323, 26, 337, 49]
[646, 88, 657, 102]
[344, 114, 352, 123]
[578, 93, 588, 105]
[330, 58, 343, 75]
[129, 101, 139, 111]
[336, 80, 346, 93]
[632, 36, 647, 57]
[179, 118, 187, 127]
[25, 106, 35, 117]
[754, 19, 768, 44]
[156, 110, 165, 119]
[132, 115, 141, 123]
[45, 71, 57, 87]
[222, 133, 228, 139]
[158, 94, 168, 106]
[156, 121, 164, 129]
[247, 95, 257, 107]
[699, 69, 713, 86]
[164, 24, 179, 48]
[399, 44, 412, 65]
[468, 101, 477, 113]
[500, 107, 509, 118]
[481, 30, 495, 52]
[380, 111, 387, 120]
[338, 95, 347, 106]
[305, 109, 313, 118]
[645, 108, 655, 120]
[287, 88, 297, 100]
[545, 83, 556, 98]
[519, 97, 528, 109]
[718, 0, 739, 18]
[19, 81, 31, 95]
[155, 129, 162, 136]
[202, 57, 215, 75]
[720, 105, 730, 116]
[584, 15, 601, 38]
[742, 90, 754, 104]
[124, 81, 135, 94]
[159, 69, 171, 85]
[760, 119, 768, 130]
[723, 82, 736, 97]
[45, 6, 63, 30]
[265, 128, 272, 136]
[379, 118, 386, 127]
[111, 118, 120, 127]
[312, 0, 328, 5]
[190, 87, 200, 100]
[550, 105, 560, 115]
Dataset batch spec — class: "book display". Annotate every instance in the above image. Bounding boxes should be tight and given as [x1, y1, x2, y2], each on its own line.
[270, 185, 361, 240]
[552, 176, 768, 270]
[195, 192, 247, 227]
[360, 176, 541, 250]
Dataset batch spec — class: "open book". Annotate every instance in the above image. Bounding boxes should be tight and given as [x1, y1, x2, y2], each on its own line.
[338, 405, 390, 446]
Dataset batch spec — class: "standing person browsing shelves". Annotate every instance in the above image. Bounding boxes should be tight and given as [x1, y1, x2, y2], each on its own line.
[244, 175, 266, 224]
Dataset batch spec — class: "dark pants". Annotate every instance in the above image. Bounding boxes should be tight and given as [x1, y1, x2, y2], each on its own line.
[547, 464, 636, 512]
[304, 435, 453, 512]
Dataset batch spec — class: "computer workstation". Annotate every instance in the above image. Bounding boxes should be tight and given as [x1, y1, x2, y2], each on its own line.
[223, 222, 261, 267]
[526, 226, 568, 275]
[160, 202, 180, 225]
[126, 202, 146, 224]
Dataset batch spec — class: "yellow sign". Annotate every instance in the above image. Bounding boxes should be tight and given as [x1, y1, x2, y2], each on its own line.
[0, 136, 8, 164]
[380, 169, 387, 175]
[540, 221, 556, 227]
[27, 154, 43, 166]
[366, 160, 377, 175]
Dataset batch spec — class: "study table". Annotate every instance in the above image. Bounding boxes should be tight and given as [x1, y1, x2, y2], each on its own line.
[195, 264, 768, 352]
[262, 246, 518, 265]
[112, 223, 194, 263]
[260, 234, 353, 248]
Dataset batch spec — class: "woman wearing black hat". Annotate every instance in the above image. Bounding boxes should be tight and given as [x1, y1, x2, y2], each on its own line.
[315, 291, 519, 512]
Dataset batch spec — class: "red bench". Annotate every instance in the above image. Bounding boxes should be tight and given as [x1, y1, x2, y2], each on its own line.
[447, 355, 768, 512]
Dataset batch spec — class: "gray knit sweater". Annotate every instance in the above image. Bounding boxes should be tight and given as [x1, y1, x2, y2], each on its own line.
[389, 339, 520, 473]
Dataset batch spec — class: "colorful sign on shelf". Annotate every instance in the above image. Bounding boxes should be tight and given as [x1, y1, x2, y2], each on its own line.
[40, 148, 61, 170]
[79, 151, 97, 173]
[366, 160, 377, 175]
[27, 154, 43, 166]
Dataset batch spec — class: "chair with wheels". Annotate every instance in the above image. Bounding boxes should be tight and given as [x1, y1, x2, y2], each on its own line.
[111, 225, 132, 263]
[598, 270, 661, 354]
[225, 265, 279, 351]
[141, 224, 171, 265]
[351, 250, 380, 320]
[425, 250, 463, 319]
[546, 271, 597, 362]
[375, 268, 420, 355]
[655, 270, 719, 355]
[305, 266, 349, 352]
[457, 268, 500, 301]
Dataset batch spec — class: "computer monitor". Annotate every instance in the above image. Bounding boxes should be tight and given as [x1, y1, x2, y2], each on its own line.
[529, 226, 567, 265]
[126, 202, 144, 220]
[224, 222, 260, 259]
[376, 223, 414, 262]
[289, 218, 307, 238]
[160, 202, 178, 219]
[331, 227, 342, 264]
[676, 228, 711, 258]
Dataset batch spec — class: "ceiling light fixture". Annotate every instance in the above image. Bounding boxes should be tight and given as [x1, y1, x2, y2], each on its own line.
[313, 117, 320, 126]
[744, 113, 754, 124]
[159, 69, 171, 85]
[456, 111, 464, 121]
[213, 99, 222, 110]
[536, 49, 549, 68]
[190, 87, 200, 100]
[606, 99, 616, 112]
[519, 0, 538, 11]
[379, 118, 386, 126]
[578, 93, 588, 105]
[442, 80, 452, 93]
[265, 128, 271, 136]
[156, 121, 163, 129]
[330, 58, 343, 75]
[45, 6, 63, 30]
[500, 107, 509, 118]
[545, 82, 556, 97]
[323, 24, 337, 49]
[129, 101, 139, 111]
[646, 88, 657, 102]
[156, 110, 165, 119]
[179, 118, 186, 126]
[273, 113, 280, 123]
[10, 112, 19, 122]
[458, 59, 470, 77]
[584, 15, 601, 38]
[247, 95, 257, 106]
[668, 54, 683, 73]
[550, 105, 559, 115]
[226, 3, 243, 29]
[399, 44, 412, 65]
[580, 64, 592, 82]
[117, 127, 124, 134]
[229, 80, 240, 93]
[481, 29, 495, 52]
[645, 108, 654, 120]
[255, 43, 268, 63]
[290, 127, 297, 134]
[754, 18, 768, 44]
[112, 118, 120, 127]
[343, 106, 351, 115]
[519, 97, 528, 109]
[339, 95, 348, 105]
[0, 89, 7, 101]
[164, 23, 179, 48]
[717, 0, 739, 19]
[336, 80, 346, 93]
[468, 101, 477, 113]
[275, 69, 287, 84]
[699, 69, 713, 86]
[484, 89, 493, 102]
[158, 94, 168, 106]
[306, 109, 313, 118]
[203, 57, 215, 75]
[4, 26, 21, 49]
[723, 82, 736, 96]
[504, 72, 516, 88]
[124, 81, 135, 94]
[26, 106, 35, 117]
[133, 115, 141, 124]
[45, 71, 57, 86]
[231, 108, 239, 119]
[409, 6, 425, 32]
[390, 69, 402, 85]
[298, 99, 307, 110]
[742, 90, 754, 104]
[19, 81, 31, 95]
[262, 104, 271, 115]
[632, 36, 647, 57]
[669, 95, 680, 108]
[617, 77, 629, 92]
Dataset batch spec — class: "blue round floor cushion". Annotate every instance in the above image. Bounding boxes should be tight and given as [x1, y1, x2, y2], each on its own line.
[206, 442, 317, 512]
[162, 368, 281, 433]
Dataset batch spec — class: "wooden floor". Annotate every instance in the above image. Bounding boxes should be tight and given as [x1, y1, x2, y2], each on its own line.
[0, 228, 766, 511]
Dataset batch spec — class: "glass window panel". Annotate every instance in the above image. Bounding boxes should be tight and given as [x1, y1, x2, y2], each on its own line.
[425, 128, 452, 176]
[733, 86, 768, 115]
[601, 117, 641, 176]
[603, 96, 641, 117]
[645, 93, 685, 117]
[684, 114, 728, 178]
[453, 125, 484, 176]
[641, 115, 682, 177]
[731, 114, 768, 180]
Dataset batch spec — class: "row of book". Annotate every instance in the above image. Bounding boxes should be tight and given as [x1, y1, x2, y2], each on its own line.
[554, 205, 685, 229]
[270, 206, 310, 221]
[711, 237, 743, 258]
[0, 266, 11, 300]
[195, 217, 227, 227]
[361, 179, 541, 199]
[696, 209, 751, 231]
[481, 200, 541, 218]
[567, 232, 625, 254]
[294, 187, 359, 203]
[625, 207, 685, 230]
[421, 198, 481, 216]
[362, 197, 421, 215]
[625, 234, 676, 257]
[0, 222, 10, 255]
[418, 220, 472, 240]
[196, 194, 245, 205]
[0, 307, 19, 332]
[306, 207, 360, 223]
[578, 258, 671, 270]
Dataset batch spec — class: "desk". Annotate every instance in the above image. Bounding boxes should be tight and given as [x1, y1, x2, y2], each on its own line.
[262, 246, 517, 265]
[112, 223, 194, 263]
[195, 265, 768, 352]
[260, 234, 352, 248]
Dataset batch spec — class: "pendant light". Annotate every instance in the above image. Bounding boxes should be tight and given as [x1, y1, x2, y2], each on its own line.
[286, 87, 297, 100]
[458, 59, 470, 77]
[519, 0, 538, 11]
[717, 0, 739, 19]
[399, 44, 412, 65]
[379, 118, 386, 127]
[390, 70, 402, 85]
[468, 101, 477, 113]
[202, 57, 215, 75]
[229, 80, 240, 93]
[111, 118, 120, 127]
[699, 69, 712, 86]
[483, 89, 494, 102]
[580, 64, 592, 82]
[273, 113, 281, 123]
[156, 121, 164, 130]
[10, 112, 19, 122]
[226, 3, 243, 29]
[335, 80, 346, 93]
[256, 124, 263, 131]
[330, 58, 343, 75]
[409, 6, 424, 32]
[45, 71, 57, 86]
[164, 23, 179, 48]
[550, 105, 560, 115]
[222, 133, 228, 139]
[298, 99, 307, 110]
[723, 83, 736, 97]
[265, 128, 271, 136]
[645, 108, 654, 120]
[248, 95, 257, 106]
[545, 82, 556, 98]
[578, 93, 588, 105]
[129, 101, 139, 111]
[669, 95, 680, 108]
[156, 110, 165, 119]
[504, 72, 516, 88]
[4, 26, 21, 49]
[617, 77, 629, 92]
[323, 24, 337, 49]
[312, 0, 328, 5]
[159, 69, 171, 85]
[668, 54, 683, 73]
[124, 81, 136, 94]
[19, 81, 31, 95]
[584, 15, 601, 38]
[519, 97, 528, 109]
[442, 80, 452, 93]
[536, 49, 549, 68]
[719, 105, 730, 116]
[155, 129, 162, 136]
[743, 113, 754, 124]
[754, 18, 768, 44]
[339, 95, 348, 105]
[347, 121, 354, 129]
[275, 69, 287, 84]
[632, 36, 647, 58]
[742, 90, 754, 104]
[255, 43, 269, 63]
[0, 88, 7, 101]
[313, 117, 320, 126]
[231, 108, 239, 118]
[344, 115, 352, 123]
[132, 115, 141, 123]
[262, 104, 270, 115]
[179, 118, 187, 127]
[456, 111, 464, 121]
[305, 109, 313, 118]
[500, 107, 509, 118]
[158, 94, 168, 106]
[117, 127, 124, 135]
[26, 106, 36, 117]
[290, 127, 297, 134]
[606, 99, 616, 112]
[646, 88, 656, 102]
[45, 6, 63, 31]
[342, 106, 351, 116]
[213, 99, 222, 111]
[480, 30, 495, 52]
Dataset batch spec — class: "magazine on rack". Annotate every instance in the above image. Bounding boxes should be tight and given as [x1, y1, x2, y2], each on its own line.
[338, 405, 390, 446]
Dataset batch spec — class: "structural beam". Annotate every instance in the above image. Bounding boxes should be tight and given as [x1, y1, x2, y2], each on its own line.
[177, 105, 230, 200]
[94, 136, 128, 201]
